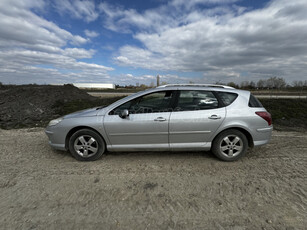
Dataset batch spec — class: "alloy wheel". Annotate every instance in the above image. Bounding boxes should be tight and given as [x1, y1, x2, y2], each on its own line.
[74, 135, 98, 158]
[219, 135, 243, 158]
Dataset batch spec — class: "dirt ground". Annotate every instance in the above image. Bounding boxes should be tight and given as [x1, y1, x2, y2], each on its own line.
[0, 129, 306, 229]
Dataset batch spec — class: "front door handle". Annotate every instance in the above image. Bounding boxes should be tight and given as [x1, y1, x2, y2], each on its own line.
[208, 115, 221, 120]
[154, 117, 167, 122]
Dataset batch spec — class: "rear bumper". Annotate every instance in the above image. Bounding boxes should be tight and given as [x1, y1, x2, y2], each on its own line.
[256, 127, 273, 133]
[253, 126, 273, 147]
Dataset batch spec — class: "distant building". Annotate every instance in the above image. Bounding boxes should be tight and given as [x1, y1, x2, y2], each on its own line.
[73, 83, 115, 89]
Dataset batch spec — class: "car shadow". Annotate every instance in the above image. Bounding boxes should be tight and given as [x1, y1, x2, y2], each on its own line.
[107, 150, 216, 159]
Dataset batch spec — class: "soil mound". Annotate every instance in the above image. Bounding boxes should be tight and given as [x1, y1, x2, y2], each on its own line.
[0, 84, 96, 129]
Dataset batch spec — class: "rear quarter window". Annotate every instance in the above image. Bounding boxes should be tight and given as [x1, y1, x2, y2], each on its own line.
[248, 94, 263, 107]
[216, 92, 238, 106]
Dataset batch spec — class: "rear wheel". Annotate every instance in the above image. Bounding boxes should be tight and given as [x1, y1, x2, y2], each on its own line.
[69, 129, 105, 161]
[212, 129, 248, 161]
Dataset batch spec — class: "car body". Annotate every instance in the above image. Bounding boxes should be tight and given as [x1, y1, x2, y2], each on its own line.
[45, 84, 272, 161]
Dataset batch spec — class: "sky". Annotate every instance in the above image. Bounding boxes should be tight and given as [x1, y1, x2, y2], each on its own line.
[0, 0, 307, 86]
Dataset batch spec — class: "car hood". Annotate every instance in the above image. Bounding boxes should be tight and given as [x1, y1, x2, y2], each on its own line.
[63, 107, 102, 118]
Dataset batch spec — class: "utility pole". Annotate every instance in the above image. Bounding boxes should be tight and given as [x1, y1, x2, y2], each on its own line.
[157, 75, 160, 86]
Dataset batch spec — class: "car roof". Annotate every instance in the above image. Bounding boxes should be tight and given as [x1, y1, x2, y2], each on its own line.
[150, 84, 244, 93]
[152, 84, 251, 99]
[104, 84, 251, 112]
[157, 84, 234, 89]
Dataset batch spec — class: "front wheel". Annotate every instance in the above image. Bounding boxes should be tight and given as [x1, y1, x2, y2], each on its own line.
[69, 129, 105, 161]
[212, 129, 248, 161]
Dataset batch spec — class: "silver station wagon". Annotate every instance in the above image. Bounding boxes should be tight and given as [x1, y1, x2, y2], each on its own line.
[45, 84, 272, 161]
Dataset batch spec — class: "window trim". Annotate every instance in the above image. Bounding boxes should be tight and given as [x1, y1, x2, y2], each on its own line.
[108, 90, 176, 115]
[108, 89, 241, 115]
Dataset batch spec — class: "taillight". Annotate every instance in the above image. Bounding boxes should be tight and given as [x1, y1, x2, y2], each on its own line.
[255, 112, 272, 126]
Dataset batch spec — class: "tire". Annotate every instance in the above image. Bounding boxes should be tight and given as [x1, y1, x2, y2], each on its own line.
[212, 129, 248, 162]
[68, 129, 105, 161]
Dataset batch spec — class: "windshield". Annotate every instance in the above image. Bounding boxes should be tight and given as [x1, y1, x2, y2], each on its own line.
[106, 90, 147, 108]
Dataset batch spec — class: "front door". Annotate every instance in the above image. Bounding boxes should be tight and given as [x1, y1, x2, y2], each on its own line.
[104, 91, 174, 150]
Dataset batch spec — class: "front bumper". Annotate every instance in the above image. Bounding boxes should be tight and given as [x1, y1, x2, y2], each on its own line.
[45, 129, 66, 151]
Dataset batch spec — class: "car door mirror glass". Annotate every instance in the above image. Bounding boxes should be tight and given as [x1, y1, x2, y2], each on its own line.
[119, 109, 129, 119]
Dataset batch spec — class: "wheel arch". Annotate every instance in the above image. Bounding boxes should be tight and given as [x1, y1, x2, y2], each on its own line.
[212, 127, 254, 148]
[65, 126, 106, 150]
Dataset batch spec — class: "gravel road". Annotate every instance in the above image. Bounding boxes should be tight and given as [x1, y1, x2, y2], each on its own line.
[0, 128, 306, 229]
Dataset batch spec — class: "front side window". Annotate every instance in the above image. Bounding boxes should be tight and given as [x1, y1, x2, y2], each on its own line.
[175, 90, 218, 111]
[110, 91, 174, 115]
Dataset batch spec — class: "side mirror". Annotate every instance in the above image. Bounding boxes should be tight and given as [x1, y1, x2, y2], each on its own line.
[119, 109, 129, 119]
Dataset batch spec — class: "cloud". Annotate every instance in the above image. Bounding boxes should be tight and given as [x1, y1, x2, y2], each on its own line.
[170, 0, 239, 9]
[0, 0, 88, 49]
[0, 50, 112, 73]
[1, 0, 306, 85]
[84, 29, 99, 38]
[98, 0, 241, 34]
[0, 0, 112, 84]
[62, 48, 96, 59]
[110, 0, 307, 82]
[0, 49, 113, 84]
[53, 0, 99, 22]
[113, 73, 195, 86]
[98, 1, 176, 33]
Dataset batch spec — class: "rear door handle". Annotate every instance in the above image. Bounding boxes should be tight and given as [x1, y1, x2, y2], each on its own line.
[154, 117, 167, 122]
[208, 115, 221, 120]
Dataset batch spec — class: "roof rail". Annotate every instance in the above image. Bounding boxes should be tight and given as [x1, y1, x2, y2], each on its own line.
[157, 84, 235, 89]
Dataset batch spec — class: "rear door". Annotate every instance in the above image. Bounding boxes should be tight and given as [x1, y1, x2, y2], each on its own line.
[169, 90, 226, 149]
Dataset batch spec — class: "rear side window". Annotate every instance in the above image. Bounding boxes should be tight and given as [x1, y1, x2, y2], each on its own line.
[176, 90, 218, 111]
[249, 94, 263, 107]
[216, 92, 238, 106]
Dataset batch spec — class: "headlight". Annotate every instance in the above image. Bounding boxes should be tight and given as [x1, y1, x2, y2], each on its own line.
[48, 117, 63, 126]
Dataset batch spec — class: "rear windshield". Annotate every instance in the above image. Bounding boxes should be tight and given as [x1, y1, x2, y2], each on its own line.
[249, 94, 263, 107]
[216, 92, 238, 106]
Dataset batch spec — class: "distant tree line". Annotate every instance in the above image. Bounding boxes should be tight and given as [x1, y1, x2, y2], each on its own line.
[115, 77, 307, 90]
[3, 77, 306, 90]
[226, 77, 307, 90]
